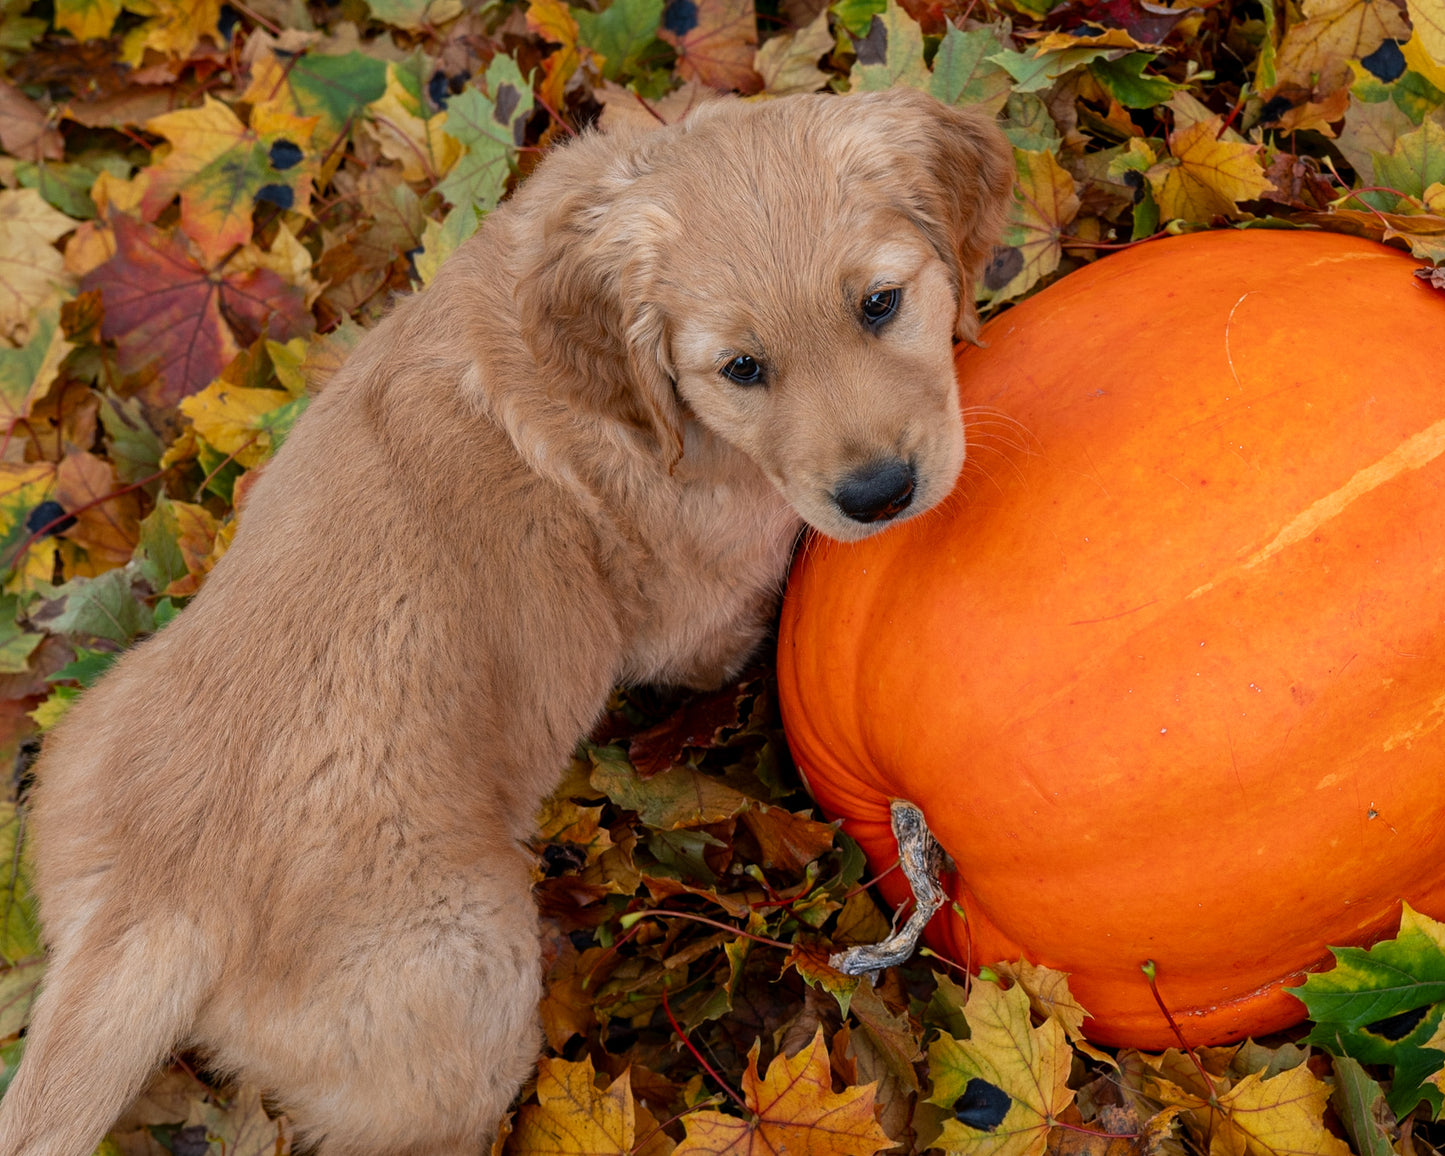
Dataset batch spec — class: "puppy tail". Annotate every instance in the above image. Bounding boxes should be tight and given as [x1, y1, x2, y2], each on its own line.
[0, 919, 209, 1156]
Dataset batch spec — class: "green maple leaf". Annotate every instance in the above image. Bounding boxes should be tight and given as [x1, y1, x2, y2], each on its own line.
[0, 594, 41, 675]
[830, 0, 884, 38]
[437, 55, 535, 213]
[1374, 118, 1445, 205]
[987, 43, 1117, 94]
[574, 0, 665, 81]
[242, 43, 389, 153]
[0, 800, 43, 1041]
[849, 0, 928, 91]
[1090, 53, 1183, 108]
[40, 567, 155, 647]
[929, 25, 1012, 115]
[1290, 904, 1445, 1118]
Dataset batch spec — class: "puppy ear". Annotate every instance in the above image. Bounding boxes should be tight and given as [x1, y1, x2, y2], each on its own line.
[514, 135, 685, 465]
[862, 90, 1015, 342]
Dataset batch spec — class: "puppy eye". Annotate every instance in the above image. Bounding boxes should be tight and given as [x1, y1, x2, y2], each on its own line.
[721, 355, 764, 385]
[862, 288, 900, 326]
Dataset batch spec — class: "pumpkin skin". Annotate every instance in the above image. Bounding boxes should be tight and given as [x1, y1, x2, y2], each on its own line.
[777, 230, 1445, 1050]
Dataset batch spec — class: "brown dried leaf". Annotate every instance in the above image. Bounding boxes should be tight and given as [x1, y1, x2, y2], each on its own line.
[0, 81, 63, 161]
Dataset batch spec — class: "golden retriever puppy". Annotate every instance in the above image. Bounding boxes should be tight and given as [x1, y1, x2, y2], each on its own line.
[0, 87, 1011, 1156]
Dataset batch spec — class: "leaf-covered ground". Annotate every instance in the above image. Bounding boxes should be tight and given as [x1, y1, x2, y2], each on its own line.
[1, 0, 1445, 1151]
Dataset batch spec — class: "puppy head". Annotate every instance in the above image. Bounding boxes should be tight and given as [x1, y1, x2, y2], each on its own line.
[516, 89, 1014, 540]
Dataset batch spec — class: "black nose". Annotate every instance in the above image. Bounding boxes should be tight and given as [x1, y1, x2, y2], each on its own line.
[834, 459, 916, 524]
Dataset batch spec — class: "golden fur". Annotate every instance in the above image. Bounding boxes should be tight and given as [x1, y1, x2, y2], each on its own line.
[0, 88, 1011, 1155]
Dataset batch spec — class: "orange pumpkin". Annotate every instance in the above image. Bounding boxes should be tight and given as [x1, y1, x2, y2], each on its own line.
[777, 230, 1445, 1049]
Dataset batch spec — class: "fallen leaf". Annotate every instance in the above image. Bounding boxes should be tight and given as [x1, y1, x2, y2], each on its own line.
[673, 1028, 893, 1155]
[140, 98, 318, 265]
[137, 496, 221, 598]
[928, 23, 1012, 114]
[755, 11, 834, 96]
[589, 745, 750, 829]
[53, 0, 123, 40]
[0, 306, 70, 431]
[1150, 1062, 1353, 1156]
[119, 0, 224, 65]
[1292, 903, 1445, 1116]
[850, 0, 929, 91]
[0, 80, 62, 161]
[55, 448, 140, 568]
[574, 0, 666, 81]
[1409, 0, 1445, 68]
[1146, 116, 1275, 223]
[627, 686, 746, 777]
[992, 959, 1115, 1065]
[1275, 0, 1410, 88]
[660, 0, 762, 93]
[928, 979, 1074, 1156]
[184, 1085, 292, 1156]
[979, 148, 1080, 303]
[241, 38, 389, 161]
[1329, 1054, 1394, 1156]
[510, 1056, 653, 1155]
[365, 63, 463, 184]
[81, 214, 309, 406]
[0, 461, 57, 567]
[437, 57, 535, 213]
[1373, 118, 1445, 205]
[365, 0, 464, 29]
[529, 0, 590, 110]
[0, 188, 76, 345]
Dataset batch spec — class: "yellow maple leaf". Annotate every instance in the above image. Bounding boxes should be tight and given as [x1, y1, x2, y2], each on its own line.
[0, 307, 70, 430]
[364, 65, 463, 184]
[179, 379, 299, 469]
[1147, 117, 1275, 224]
[119, 0, 223, 64]
[226, 224, 323, 307]
[528, 0, 589, 112]
[979, 148, 1080, 305]
[1155, 1062, 1352, 1156]
[0, 189, 76, 346]
[141, 98, 317, 266]
[674, 1028, 892, 1155]
[509, 1056, 652, 1155]
[1406, 0, 1445, 70]
[156, 498, 223, 598]
[54, 0, 123, 40]
[928, 979, 1074, 1156]
[0, 460, 57, 595]
[991, 960, 1116, 1067]
[1275, 0, 1411, 87]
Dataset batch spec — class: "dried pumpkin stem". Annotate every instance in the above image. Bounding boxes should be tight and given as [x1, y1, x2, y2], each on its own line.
[827, 800, 944, 976]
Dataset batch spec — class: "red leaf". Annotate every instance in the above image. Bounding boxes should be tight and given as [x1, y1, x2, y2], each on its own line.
[82, 215, 309, 406]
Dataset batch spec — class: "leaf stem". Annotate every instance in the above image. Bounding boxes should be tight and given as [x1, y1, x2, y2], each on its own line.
[622, 909, 793, 951]
[658, 983, 750, 1116]
[5, 467, 168, 577]
[1142, 960, 1219, 1098]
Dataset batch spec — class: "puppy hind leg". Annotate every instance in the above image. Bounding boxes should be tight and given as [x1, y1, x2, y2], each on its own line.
[279, 925, 542, 1156]
[0, 920, 210, 1156]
